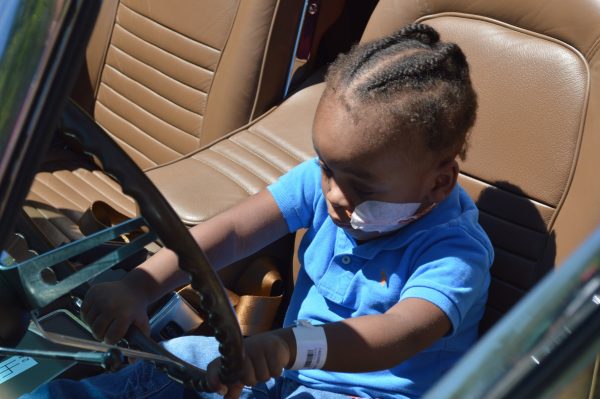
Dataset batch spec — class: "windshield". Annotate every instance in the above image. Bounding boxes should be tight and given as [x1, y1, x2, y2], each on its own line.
[0, 0, 67, 189]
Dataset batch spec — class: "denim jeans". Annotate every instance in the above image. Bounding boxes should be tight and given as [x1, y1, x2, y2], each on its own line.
[21, 336, 360, 399]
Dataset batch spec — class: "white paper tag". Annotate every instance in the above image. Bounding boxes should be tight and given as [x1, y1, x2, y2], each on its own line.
[0, 356, 38, 384]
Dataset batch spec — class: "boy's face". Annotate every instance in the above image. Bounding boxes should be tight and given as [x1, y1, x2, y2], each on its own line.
[312, 94, 457, 239]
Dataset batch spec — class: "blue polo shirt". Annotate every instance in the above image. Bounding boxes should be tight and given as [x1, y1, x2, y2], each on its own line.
[267, 159, 493, 399]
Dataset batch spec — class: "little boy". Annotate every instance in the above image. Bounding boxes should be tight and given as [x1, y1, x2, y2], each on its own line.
[24, 23, 493, 399]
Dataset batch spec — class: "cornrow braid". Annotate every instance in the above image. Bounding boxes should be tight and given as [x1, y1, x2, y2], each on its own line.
[363, 42, 465, 94]
[325, 23, 477, 160]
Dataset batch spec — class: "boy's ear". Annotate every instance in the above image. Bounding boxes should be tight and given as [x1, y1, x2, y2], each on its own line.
[428, 159, 458, 203]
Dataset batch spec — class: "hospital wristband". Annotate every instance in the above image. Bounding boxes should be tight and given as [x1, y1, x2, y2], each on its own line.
[289, 320, 328, 370]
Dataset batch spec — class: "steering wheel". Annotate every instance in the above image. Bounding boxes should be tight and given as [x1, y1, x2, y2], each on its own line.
[53, 100, 244, 389]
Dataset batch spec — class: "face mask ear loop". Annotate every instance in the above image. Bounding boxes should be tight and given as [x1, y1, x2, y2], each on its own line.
[410, 202, 437, 221]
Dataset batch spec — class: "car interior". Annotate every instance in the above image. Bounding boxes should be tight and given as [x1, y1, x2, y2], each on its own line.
[3, 0, 599, 397]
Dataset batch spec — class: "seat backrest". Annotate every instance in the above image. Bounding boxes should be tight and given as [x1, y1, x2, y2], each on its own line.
[72, 0, 303, 169]
[360, 0, 600, 332]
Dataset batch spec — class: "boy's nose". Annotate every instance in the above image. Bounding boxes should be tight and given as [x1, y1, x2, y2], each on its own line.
[325, 177, 351, 209]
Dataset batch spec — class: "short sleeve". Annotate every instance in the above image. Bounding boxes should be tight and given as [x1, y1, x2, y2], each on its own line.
[267, 158, 322, 232]
[400, 227, 493, 335]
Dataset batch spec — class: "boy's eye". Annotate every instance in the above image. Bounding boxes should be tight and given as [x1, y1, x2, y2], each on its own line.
[318, 160, 333, 177]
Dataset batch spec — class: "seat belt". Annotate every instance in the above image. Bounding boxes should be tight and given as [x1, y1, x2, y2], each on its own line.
[179, 257, 284, 337]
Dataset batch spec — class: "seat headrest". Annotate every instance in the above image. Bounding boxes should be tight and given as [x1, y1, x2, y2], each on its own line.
[361, 0, 600, 58]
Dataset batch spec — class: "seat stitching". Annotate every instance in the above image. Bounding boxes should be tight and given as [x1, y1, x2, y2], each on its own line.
[95, 120, 158, 169]
[585, 37, 600, 60]
[31, 207, 78, 242]
[70, 171, 133, 213]
[229, 135, 302, 169]
[488, 276, 527, 295]
[119, 2, 222, 54]
[477, 208, 549, 235]
[114, 21, 217, 76]
[490, 245, 540, 266]
[95, 100, 182, 160]
[50, 172, 104, 204]
[208, 147, 271, 185]
[245, 130, 304, 163]
[79, 170, 135, 210]
[108, 42, 209, 95]
[33, 177, 87, 212]
[65, 170, 134, 215]
[103, 64, 206, 118]
[91, 171, 136, 205]
[99, 80, 197, 141]
[224, 138, 288, 175]
[458, 171, 556, 209]
[192, 157, 255, 195]
[24, 193, 82, 239]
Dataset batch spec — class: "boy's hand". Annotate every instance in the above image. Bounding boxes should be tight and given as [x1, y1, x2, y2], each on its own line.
[81, 280, 151, 344]
[206, 332, 292, 399]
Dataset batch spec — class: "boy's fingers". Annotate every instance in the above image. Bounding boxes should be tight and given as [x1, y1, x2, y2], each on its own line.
[133, 318, 151, 337]
[90, 313, 113, 341]
[104, 319, 128, 345]
[80, 297, 92, 315]
[239, 357, 258, 387]
[248, 354, 270, 383]
[224, 383, 243, 399]
[80, 302, 100, 327]
[206, 359, 227, 393]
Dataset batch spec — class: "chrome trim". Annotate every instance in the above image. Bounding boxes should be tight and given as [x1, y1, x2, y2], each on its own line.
[424, 227, 600, 399]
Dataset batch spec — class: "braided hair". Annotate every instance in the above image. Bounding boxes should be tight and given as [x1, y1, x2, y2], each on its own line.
[324, 23, 477, 160]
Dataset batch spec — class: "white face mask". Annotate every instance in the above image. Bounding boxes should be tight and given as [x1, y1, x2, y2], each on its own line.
[350, 200, 422, 233]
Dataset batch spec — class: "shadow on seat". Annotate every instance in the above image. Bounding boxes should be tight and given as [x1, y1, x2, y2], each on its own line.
[475, 182, 556, 334]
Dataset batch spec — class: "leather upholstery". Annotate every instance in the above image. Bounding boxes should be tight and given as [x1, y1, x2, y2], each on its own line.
[25, 167, 137, 246]
[146, 84, 322, 224]
[26, 0, 303, 247]
[93, 0, 294, 169]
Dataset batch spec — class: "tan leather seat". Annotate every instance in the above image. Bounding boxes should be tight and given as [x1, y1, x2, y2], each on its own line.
[145, 83, 322, 225]
[144, 2, 600, 392]
[25, 0, 304, 246]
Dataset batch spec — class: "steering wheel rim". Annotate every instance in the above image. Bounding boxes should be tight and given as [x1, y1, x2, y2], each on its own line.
[60, 100, 244, 388]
